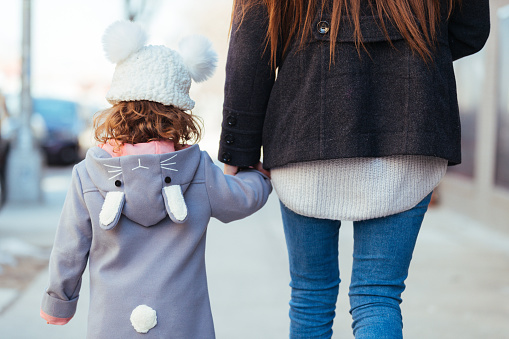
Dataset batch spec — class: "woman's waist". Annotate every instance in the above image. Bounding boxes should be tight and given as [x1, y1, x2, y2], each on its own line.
[271, 155, 447, 220]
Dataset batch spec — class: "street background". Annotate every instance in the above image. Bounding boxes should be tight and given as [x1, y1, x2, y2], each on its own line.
[1, 0, 509, 338]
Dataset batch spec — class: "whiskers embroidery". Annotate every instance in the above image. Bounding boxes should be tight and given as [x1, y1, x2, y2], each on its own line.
[161, 154, 178, 171]
[104, 164, 123, 180]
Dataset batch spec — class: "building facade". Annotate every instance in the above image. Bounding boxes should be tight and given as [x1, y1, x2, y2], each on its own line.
[440, 0, 509, 231]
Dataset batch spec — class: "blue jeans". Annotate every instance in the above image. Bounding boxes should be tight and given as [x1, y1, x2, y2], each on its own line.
[280, 193, 432, 339]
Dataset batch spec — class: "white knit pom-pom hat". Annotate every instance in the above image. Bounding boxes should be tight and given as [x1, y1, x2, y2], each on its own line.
[102, 20, 217, 110]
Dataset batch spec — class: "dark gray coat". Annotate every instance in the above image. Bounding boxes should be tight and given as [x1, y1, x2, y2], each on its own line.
[218, 0, 490, 169]
[41, 145, 271, 338]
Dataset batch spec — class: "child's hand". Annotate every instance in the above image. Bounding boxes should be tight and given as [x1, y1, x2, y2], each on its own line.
[40, 309, 72, 325]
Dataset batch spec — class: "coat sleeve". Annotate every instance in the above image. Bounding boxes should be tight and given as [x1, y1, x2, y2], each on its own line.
[448, 0, 490, 61]
[218, 0, 277, 167]
[204, 153, 272, 223]
[41, 166, 92, 325]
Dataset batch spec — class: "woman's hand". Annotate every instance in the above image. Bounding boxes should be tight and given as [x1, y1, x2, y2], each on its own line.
[224, 164, 239, 176]
[253, 162, 271, 179]
[224, 162, 271, 179]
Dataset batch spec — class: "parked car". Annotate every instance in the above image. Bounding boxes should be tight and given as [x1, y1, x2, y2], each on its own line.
[33, 98, 83, 166]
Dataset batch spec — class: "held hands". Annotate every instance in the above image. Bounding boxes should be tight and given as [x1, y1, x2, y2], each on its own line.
[223, 164, 239, 176]
[253, 162, 271, 178]
[224, 162, 271, 179]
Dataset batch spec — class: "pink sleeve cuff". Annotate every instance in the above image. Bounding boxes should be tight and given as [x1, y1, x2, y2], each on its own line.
[40, 309, 72, 325]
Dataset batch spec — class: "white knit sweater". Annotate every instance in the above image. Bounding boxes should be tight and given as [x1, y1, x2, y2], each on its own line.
[271, 155, 447, 221]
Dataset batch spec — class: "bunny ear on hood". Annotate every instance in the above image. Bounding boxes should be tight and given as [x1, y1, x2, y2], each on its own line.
[162, 185, 188, 224]
[178, 35, 218, 83]
[98, 185, 189, 230]
[99, 191, 126, 230]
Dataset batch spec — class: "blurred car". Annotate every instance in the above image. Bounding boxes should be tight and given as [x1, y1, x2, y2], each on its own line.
[33, 98, 83, 166]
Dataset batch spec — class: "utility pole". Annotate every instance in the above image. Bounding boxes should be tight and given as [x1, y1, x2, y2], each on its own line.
[125, 0, 146, 21]
[6, 0, 42, 203]
[124, 0, 160, 22]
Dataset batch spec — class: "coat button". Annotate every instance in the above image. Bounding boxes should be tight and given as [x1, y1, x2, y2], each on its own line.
[222, 152, 232, 163]
[317, 21, 330, 34]
[225, 134, 235, 145]
[165, 176, 172, 184]
[227, 115, 237, 127]
[115, 180, 122, 187]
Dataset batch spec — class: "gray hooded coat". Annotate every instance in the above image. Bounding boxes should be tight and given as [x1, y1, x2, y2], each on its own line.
[41, 144, 272, 338]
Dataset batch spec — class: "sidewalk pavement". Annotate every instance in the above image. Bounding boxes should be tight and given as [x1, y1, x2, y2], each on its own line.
[0, 166, 508, 338]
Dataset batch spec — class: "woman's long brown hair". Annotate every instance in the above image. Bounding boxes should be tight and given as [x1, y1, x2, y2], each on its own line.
[233, 0, 458, 66]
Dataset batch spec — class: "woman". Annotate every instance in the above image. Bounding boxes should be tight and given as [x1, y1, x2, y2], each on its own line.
[219, 0, 490, 338]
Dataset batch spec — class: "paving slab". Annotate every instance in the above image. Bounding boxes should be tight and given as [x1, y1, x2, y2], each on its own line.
[0, 288, 19, 314]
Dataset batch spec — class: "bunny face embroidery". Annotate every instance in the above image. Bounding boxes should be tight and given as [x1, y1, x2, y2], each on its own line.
[98, 153, 189, 230]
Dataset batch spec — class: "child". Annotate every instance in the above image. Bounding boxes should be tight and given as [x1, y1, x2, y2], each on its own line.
[40, 21, 271, 338]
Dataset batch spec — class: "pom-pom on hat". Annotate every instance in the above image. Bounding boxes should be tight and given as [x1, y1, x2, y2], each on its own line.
[102, 20, 217, 110]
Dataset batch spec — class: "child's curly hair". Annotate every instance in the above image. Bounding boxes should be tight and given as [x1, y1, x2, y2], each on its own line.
[94, 100, 202, 151]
